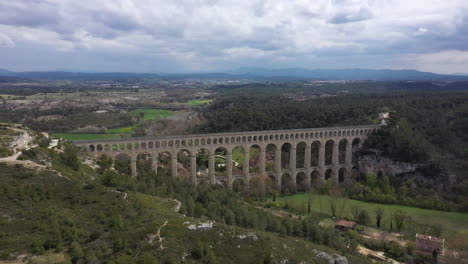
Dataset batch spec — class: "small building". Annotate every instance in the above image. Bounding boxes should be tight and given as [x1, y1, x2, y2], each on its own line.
[416, 233, 445, 255]
[335, 220, 357, 232]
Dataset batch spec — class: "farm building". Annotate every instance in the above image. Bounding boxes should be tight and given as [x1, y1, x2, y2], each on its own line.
[416, 233, 445, 255]
[335, 220, 357, 231]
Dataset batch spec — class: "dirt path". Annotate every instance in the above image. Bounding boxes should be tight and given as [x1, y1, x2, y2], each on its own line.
[358, 245, 402, 264]
[253, 205, 301, 220]
[148, 220, 169, 250]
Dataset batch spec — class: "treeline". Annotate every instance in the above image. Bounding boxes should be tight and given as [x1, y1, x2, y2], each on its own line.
[211, 81, 468, 97]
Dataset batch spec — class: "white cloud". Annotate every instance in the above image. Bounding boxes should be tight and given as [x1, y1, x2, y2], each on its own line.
[0, 0, 467, 72]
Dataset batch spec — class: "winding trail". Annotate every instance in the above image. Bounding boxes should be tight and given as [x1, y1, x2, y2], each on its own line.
[149, 220, 169, 250]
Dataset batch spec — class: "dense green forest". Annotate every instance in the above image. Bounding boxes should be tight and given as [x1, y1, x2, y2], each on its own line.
[195, 91, 468, 211]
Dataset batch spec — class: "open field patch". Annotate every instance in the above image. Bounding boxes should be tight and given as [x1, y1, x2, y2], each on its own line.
[106, 126, 135, 134]
[129, 108, 174, 120]
[187, 99, 212, 106]
[0, 94, 21, 100]
[52, 133, 123, 140]
[274, 193, 468, 236]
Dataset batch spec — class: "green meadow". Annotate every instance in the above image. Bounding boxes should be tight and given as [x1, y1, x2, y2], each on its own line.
[274, 193, 468, 236]
[0, 94, 20, 100]
[106, 126, 135, 134]
[52, 133, 122, 140]
[129, 108, 174, 120]
[187, 99, 212, 106]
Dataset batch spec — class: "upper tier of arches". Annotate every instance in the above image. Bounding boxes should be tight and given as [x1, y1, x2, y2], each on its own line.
[77, 125, 379, 153]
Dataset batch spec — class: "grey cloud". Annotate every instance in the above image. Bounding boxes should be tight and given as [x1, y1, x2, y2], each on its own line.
[328, 7, 373, 24]
[0, 0, 467, 73]
[0, 1, 59, 27]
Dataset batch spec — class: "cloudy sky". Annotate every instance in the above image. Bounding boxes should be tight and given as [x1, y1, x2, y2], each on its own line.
[1, 0, 468, 73]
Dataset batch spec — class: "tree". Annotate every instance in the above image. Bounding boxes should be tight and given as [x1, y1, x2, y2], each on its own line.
[307, 191, 314, 214]
[351, 206, 361, 221]
[375, 208, 384, 228]
[329, 196, 338, 218]
[98, 154, 113, 171]
[61, 144, 80, 170]
[366, 172, 377, 188]
[357, 209, 370, 225]
[392, 209, 407, 231]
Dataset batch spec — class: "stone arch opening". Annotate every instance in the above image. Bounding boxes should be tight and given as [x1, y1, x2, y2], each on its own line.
[97, 144, 103, 152]
[296, 172, 308, 192]
[177, 149, 191, 181]
[338, 167, 346, 183]
[338, 139, 348, 164]
[265, 144, 277, 172]
[196, 148, 210, 180]
[351, 166, 360, 181]
[311, 141, 320, 167]
[281, 143, 292, 169]
[119, 143, 125, 150]
[325, 140, 335, 166]
[157, 151, 173, 176]
[311, 170, 320, 186]
[352, 138, 361, 163]
[215, 147, 227, 176]
[249, 144, 261, 173]
[231, 146, 244, 176]
[137, 152, 152, 175]
[114, 153, 131, 175]
[324, 168, 333, 181]
[89, 145, 95, 152]
[296, 142, 306, 169]
[281, 173, 294, 194]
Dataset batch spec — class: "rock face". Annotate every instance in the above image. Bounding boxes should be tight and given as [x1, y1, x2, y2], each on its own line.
[358, 153, 420, 177]
[312, 249, 348, 264]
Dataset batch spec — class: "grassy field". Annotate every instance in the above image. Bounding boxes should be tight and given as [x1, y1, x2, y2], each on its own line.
[187, 99, 212, 106]
[52, 133, 122, 140]
[129, 108, 174, 120]
[0, 94, 21, 100]
[274, 193, 468, 236]
[106, 126, 135, 134]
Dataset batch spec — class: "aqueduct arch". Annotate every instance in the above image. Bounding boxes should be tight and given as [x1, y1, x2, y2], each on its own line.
[75, 125, 379, 193]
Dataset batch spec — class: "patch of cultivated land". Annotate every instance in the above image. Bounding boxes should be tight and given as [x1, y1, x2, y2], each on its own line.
[52, 133, 122, 140]
[129, 108, 174, 120]
[274, 193, 468, 236]
[187, 99, 212, 106]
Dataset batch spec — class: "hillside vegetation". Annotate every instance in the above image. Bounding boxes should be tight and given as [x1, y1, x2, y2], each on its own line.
[0, 130, 371, 264]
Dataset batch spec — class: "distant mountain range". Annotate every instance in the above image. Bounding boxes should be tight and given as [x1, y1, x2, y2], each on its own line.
[1, 67, 468, 81]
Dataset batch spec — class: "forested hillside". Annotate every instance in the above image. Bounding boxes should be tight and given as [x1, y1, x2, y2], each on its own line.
[0, 136, 371, 263]
[195, 91, 468, 211]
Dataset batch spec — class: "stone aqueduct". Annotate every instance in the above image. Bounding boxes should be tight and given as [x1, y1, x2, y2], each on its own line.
[74, 125, 380, 192]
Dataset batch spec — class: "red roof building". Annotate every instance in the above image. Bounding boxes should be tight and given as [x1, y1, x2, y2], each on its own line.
[335, 220, 357, 231]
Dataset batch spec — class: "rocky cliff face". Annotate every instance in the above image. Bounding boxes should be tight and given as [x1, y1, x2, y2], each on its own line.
[358, 152, 420, 177]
